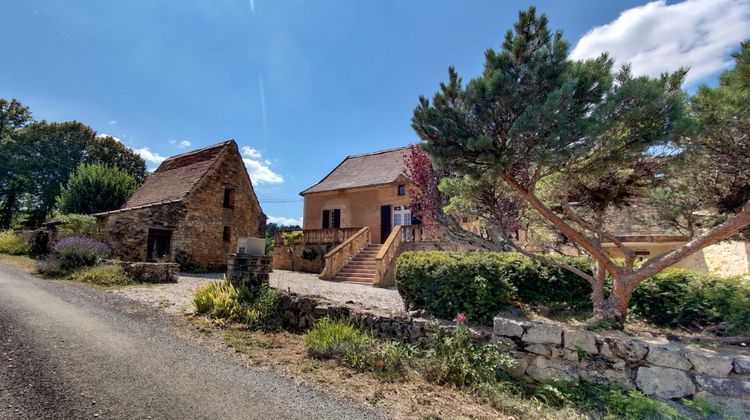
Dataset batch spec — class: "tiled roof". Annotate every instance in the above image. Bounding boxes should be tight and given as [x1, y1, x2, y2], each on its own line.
[119, 141, 233, 210]
[301, 147, 410, 195]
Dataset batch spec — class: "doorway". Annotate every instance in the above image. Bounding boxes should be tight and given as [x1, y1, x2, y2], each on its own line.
[147, 228, 172, 262]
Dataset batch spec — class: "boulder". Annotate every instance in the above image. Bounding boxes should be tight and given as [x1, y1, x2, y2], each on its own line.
[645, 345, 692, 371]
[525, 344, 552, 357]
[493, 317, 527, 338]
[612, 339, 648, 362]
[522, 323, 562, 345]
[733, 356, 750, 375]
[526, 356, 578, 383]
[687, 348, 734, 378]
[635, 366, 696, 399]
[563, 329, 598, 355]
[694, 375, 750, 398]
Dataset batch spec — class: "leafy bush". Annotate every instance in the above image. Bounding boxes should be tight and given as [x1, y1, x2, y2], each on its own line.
[68, 264, 134, 286]
[417, 323, 516, 388]
[305, 318, 372, 363]
[0, 230, 30, 255]
[52, 214, 97, 238]
[630, 268, 750, 334]
[551, 380, 685, 419]
[51, 236, 111, 271]
[395, 251, 518, 324]
[56, 163, 139, 215]
[192, 279, 281, 330]
[36, 255, 66, 277]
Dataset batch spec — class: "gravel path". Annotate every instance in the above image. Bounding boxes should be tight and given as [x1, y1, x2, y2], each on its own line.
[112, 270, 405, 314]
[0, 263, 381, 420]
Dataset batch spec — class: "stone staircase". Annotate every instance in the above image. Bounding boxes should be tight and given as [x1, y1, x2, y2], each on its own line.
[331, 244, 381, 284]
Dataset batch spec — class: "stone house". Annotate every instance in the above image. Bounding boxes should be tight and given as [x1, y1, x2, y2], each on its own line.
[301, 147, 417, 245]
[95, 140, 266, 269]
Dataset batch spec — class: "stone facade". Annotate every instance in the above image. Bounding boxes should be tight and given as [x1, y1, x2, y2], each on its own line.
[227, 255, 271, 290]
[96, 141, 266, 270]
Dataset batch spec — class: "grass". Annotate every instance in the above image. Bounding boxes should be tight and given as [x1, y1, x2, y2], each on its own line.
[67, 264, 135, 287]
[0, 253, 36, 272]
[0, 230, 30, 255]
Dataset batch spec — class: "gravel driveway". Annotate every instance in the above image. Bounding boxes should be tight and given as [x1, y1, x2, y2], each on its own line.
[0, 263, 381, 419]
[112, 270, 405, 314]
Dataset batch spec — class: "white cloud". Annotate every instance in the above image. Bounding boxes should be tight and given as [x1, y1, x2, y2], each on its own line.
[267, 215, 301, 226]
[178, 140, 191, 148]
[241, 145, 283, 184]
[571, 0, 750, 84]
[108, 120, 117, 125]
[242, 146, 262, 159]
[135, 147, 166, 167]
[96, 133, 121, 143]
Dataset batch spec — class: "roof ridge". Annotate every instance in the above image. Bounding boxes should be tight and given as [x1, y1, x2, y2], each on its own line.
[159, 140, 234, 163]
[345, 146, 411, 159]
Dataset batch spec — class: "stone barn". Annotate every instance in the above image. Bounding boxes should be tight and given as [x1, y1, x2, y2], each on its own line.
[95, 140, 266, 269]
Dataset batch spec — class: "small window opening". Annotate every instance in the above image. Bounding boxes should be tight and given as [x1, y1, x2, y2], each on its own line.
[397, 184, 406, 196]
[223, 226, 232, 241]
[223, 188, 235, 208]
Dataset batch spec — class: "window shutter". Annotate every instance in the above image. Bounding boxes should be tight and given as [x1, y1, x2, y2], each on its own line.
[332, 209, 341, 228]
[322, 210, 330, 229]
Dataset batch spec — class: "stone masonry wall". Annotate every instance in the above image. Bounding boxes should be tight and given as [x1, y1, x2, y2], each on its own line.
[492, 317, 750, 415]
[271, 291, 749, 415]
[96, 202, 188, 262]
[120, 262, 179, 283]
[178, 144, 266, 269]
[272, 243, 331, 273]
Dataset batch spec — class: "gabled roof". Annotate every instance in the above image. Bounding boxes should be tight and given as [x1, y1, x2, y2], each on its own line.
[301, 147, 410, 195]
[116, 140, 233, 211]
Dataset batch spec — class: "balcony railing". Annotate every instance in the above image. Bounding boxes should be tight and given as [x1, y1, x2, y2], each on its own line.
[274, 227, 364, 245]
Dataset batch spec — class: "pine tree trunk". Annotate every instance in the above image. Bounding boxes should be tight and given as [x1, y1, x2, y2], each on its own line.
[590, 261, 607, 317]
[601, 280, 634, 324]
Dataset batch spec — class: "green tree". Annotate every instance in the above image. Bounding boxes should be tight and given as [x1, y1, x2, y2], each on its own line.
[0, 99, 32, 228]
[83, 135, 148, 183]
[56, 163, 139, 215]
[411, 8, 750, 323]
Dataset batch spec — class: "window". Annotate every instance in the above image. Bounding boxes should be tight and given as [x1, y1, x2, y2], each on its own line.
[223, 188, 235, 208]
[397, 184, 406, 196]
[322, 209, 341, 229]
[223, 226, 231, 241]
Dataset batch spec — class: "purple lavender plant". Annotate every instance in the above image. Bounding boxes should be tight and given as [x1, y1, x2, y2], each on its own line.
[52, 236, 111, 269]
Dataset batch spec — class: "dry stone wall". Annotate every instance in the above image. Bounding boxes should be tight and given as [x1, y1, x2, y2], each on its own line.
[492, 316, 750, 415]
[120, 262, 179, 283]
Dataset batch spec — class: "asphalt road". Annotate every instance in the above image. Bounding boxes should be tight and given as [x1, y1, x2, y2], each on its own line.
[0, 263, 381, 420]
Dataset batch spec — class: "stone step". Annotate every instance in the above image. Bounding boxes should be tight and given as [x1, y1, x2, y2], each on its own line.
[332, 275, 374, 284]
[338, 269, 376, 276]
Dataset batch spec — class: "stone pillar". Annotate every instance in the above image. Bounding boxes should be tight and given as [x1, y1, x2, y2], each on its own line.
[226, 254, 271, 290]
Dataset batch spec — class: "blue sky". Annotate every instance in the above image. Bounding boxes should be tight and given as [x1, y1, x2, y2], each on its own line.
[2, 0, 749, 225]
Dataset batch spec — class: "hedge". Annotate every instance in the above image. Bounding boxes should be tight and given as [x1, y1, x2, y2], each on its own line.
[395, 251, 750, 333]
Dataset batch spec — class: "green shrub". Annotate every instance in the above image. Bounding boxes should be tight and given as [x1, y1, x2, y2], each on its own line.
[192, 280, 282, 330]
[56, 163, 139, 215]
[305, 318, 372, 365]
[68, 265, 134, 286]
[0, 230, 30, 255]
[417, 323, 516, 388]
[395, 251, 519, 324]
[552, 381, 685, 419]
[630, 268, 750, 334]
[53, 214, 97, 238]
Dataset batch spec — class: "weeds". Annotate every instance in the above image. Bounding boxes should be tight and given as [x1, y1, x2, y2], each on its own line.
[0, 230, 30, 255]
[192, 279, 281, 330]
[68, 264, 134, 286]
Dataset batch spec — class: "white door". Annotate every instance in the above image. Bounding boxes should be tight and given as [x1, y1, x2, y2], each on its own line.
[392, 205, 412, 240]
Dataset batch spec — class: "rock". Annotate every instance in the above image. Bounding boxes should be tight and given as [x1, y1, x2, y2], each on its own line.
[612, 359, 626, 370]
[526, 356, 578, 383]
[686, 348, 734, 378]
[635, 366, 696, 399]
[612, 339, 647, 362]
[599, 342, 615, 359]
[526, 344, 552, 357]
[493, 317, 527, 338]
[492, 337, 518, 351]
[562, 349, 579, 362]
[563, 329, 598, 355]
[645, 345, 692, 371]
[502, 354, 530, 380]
[603, 369, 628, 384]
[733, 356, 750, 375]
[694, 375, 750, 398]
[522, 323, 562, 345]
